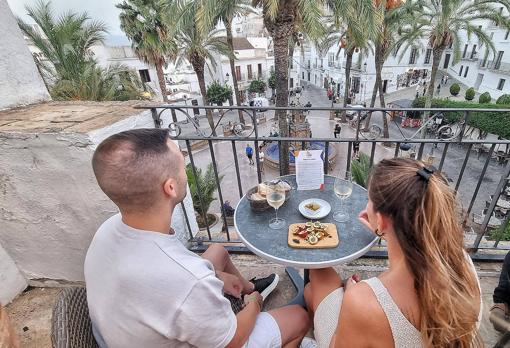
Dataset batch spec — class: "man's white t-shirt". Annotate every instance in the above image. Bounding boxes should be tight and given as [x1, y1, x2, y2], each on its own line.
[84, 214, 237, 348]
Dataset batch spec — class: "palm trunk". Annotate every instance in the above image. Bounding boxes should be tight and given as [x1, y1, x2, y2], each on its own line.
[422, 47, 444, 137]
[225, 18, 245, 124]
[273, 31, 291, 174]
[364, 45, 382, 130]
[155, 61, 168, 103]
[193, 60, 216, 136]
[378, 69, 389, 139]
[342, 49, 354, 123]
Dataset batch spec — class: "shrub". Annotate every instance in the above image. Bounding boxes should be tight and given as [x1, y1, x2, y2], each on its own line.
[497, 94, 510, 105]
[268, 71, 276, 90]
[206, 81, 232, 105]
[412, 97, 510, 138]
[478, 92, 491, 104]
[249, 79, 267, 94]
[450, 83, 460, 96]
[465, 87, 475, 101]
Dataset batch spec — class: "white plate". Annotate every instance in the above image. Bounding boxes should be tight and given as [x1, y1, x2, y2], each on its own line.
[298, 198, 331, 219]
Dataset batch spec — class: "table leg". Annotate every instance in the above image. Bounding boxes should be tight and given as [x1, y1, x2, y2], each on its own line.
[285, 267, 309, 307]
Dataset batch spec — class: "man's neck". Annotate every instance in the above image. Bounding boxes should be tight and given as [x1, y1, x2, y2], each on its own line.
[121, 206, 175, 235]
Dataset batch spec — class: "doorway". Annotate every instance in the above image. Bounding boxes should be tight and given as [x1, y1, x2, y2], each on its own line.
[475, 73, 484, 90]
[383, 80, 388, 93]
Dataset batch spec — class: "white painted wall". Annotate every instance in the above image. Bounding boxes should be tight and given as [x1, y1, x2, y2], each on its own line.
[0, 110, 198, 283]
[0, 243, 27, 304]
[0, 0, 50, 110]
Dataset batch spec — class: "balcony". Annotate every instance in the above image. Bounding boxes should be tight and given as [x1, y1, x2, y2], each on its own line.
[2, 103, 509, 347]
[479, 59, 510, 74]
[461, 53, 479, 62]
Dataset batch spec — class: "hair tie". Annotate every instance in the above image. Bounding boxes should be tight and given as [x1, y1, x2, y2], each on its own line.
[417, 165, 436, 183]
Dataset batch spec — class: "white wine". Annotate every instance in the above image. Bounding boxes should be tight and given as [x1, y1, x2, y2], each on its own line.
[267, 192, 285, 209]
[334, 186, 352, 200]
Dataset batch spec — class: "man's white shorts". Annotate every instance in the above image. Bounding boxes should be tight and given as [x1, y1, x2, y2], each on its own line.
[243, 312, 281, 348]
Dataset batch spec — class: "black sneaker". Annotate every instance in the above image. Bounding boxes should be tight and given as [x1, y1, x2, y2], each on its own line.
[251, 274, 279, 300]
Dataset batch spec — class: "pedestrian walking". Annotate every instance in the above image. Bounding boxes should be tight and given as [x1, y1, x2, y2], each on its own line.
[245, 144, 254, 165]
[416, 84, 420, 99]
[334, 123, 342, 138]
[259, 145, 265, 173]
[436, 83, 441, 96]
[441, 76, 445, 85]
[444, 75, 449, 85]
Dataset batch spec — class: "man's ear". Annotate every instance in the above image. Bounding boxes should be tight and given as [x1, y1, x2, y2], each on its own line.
[162, 178, 177, 199]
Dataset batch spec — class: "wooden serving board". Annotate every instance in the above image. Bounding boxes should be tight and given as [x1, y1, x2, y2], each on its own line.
[288, 223, 339, 249]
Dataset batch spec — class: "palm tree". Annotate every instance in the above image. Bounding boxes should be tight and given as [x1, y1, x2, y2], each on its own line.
[197, 0, 255, 125]
[328, 0, 381, 122]
[169, 1, 231, 135]
[17, 1, 106, 86]
[117, 0, 176, 103]
[400, 0, 510, 136]
[17, 1, 146, 101]
[363, 0, 417, 137]
[251, 0, 326, 174]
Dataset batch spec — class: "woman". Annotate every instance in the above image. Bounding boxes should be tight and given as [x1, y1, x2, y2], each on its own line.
[304, 158, 481, 348]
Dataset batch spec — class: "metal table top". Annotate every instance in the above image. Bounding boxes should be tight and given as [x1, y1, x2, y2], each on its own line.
[234, 175, 378, 269]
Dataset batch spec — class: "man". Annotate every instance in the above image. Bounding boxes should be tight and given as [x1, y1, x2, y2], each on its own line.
[85, 129, 310, 348]
[490, 251, 510, 333]
[334, 123, 342, 138]
[259, 145, 265, 174]
[246, 144, 254, 165]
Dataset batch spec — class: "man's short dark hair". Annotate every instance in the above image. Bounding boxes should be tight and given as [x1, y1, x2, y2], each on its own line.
[92, 128, 176, 212]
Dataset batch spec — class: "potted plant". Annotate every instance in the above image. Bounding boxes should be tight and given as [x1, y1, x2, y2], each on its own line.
[351, 153, 371, 188]
[249, 79, 267, 96]
[478, 92, 491, 104]
[496, 94, 510, 105]
[206, 81, 233, 106]
[450, 83, 460, 96]
[465, 87, 475, 101]
[186, 163, 224, 229]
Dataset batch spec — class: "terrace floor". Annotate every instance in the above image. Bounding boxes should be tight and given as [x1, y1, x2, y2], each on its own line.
[5, 255, 507, 347]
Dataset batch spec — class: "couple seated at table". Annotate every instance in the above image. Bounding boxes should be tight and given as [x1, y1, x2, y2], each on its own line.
[85, 128, 482, 348]
[304, 158, 482, 347]
[85, 128, 310, 348]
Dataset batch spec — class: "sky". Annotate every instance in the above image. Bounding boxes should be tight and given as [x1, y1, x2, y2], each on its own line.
[7, 0, 128, 42]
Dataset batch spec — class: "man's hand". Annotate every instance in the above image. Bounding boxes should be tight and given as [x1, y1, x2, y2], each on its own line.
[217, 271, 244, 299]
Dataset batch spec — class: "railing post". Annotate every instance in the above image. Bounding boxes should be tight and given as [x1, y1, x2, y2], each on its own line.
[151, 107, 162, 128]
[458, 110, 470, 142]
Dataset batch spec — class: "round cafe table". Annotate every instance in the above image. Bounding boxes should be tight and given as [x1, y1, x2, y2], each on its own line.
[234, 175, 378, 305]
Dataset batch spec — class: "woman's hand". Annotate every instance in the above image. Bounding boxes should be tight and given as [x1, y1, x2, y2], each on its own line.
[358, 209, 374, 232]
[344, 274, 361, 291]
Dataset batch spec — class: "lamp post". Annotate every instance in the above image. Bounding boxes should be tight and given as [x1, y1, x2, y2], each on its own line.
[225, 73, 233, 105]
[362, 62, 367, 103]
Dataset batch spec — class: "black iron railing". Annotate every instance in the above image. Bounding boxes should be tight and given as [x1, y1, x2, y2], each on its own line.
[135, 104, 510, 260]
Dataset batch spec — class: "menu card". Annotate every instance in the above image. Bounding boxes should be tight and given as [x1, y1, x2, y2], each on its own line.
[295, 150, 324, 190]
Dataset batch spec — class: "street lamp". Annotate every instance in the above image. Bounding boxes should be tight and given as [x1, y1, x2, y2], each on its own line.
[362, 62, 368, 103]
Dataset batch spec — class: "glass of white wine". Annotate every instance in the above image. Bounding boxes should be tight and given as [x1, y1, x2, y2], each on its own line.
[267, 185, 286, 229]
[333, 172, 353, 222]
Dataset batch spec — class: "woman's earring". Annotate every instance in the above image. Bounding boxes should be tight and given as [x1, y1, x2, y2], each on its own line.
[375, 228, 384, 237]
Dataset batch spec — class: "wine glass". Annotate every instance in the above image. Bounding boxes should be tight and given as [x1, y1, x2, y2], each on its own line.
[333, 172, 353, 222]
[267, 185, 286, 229]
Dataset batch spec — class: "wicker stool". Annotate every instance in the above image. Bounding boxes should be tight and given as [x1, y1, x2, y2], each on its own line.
[51, 287, 98, 348]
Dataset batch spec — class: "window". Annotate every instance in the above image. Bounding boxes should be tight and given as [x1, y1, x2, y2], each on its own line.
[448, 40, 453, 49]
[464, 66, 469, 78]
[424, 49, 432, 64]
[320, 59, 323, 68]
[459, 65, 464, 76]
[462, 44, 468, 58]
[409, 48, 418, 64]
[495, 51, 504, 69]
[393, 43, 402, 57]
[470, 44, 477, 59]
[290, 59, 293, 69]
[308, 72, 310, 81]
[235, 66, 241, 80]
[139, 69, 150, 83]
[308, 60, 311, 69]
[506, 30, 510, 40]
[302, 71, 305, 79]
[498, 78, 506, 90]
[247, 65, 252, 79]
[290, 78, 294, 88]
[258, 63, 262, 78]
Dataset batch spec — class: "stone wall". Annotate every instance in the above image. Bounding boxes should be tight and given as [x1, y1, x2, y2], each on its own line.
[0, 110, 198, 284]
[0, 243, 27, 304]
[0, 0, 50, 110]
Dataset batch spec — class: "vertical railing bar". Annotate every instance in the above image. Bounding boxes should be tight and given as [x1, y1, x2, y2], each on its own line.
[185, 140, 211, 240]
[394, 142, 400, 158]
[324, 141, 330, 174]
[494, 215, 510, 248]
[180, 202, 194, 240]
[417, 143, 425, 161]
[279, 139, 284, 176]
[254, 139, 261, 184]
[438, 143, 449, 172]
[231, 140, 243, 198]
[459, 111, 470, 142]
[355, 110, 361, 142]
[346, 141, 353, 174]
[208, 140, 230, 241]
[301, 141, 306, 150]
[472, 161, 510, 251]
[455, 143, 473, 192]
[369, 142, 376, 167]
[466, 143, 496, 215]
